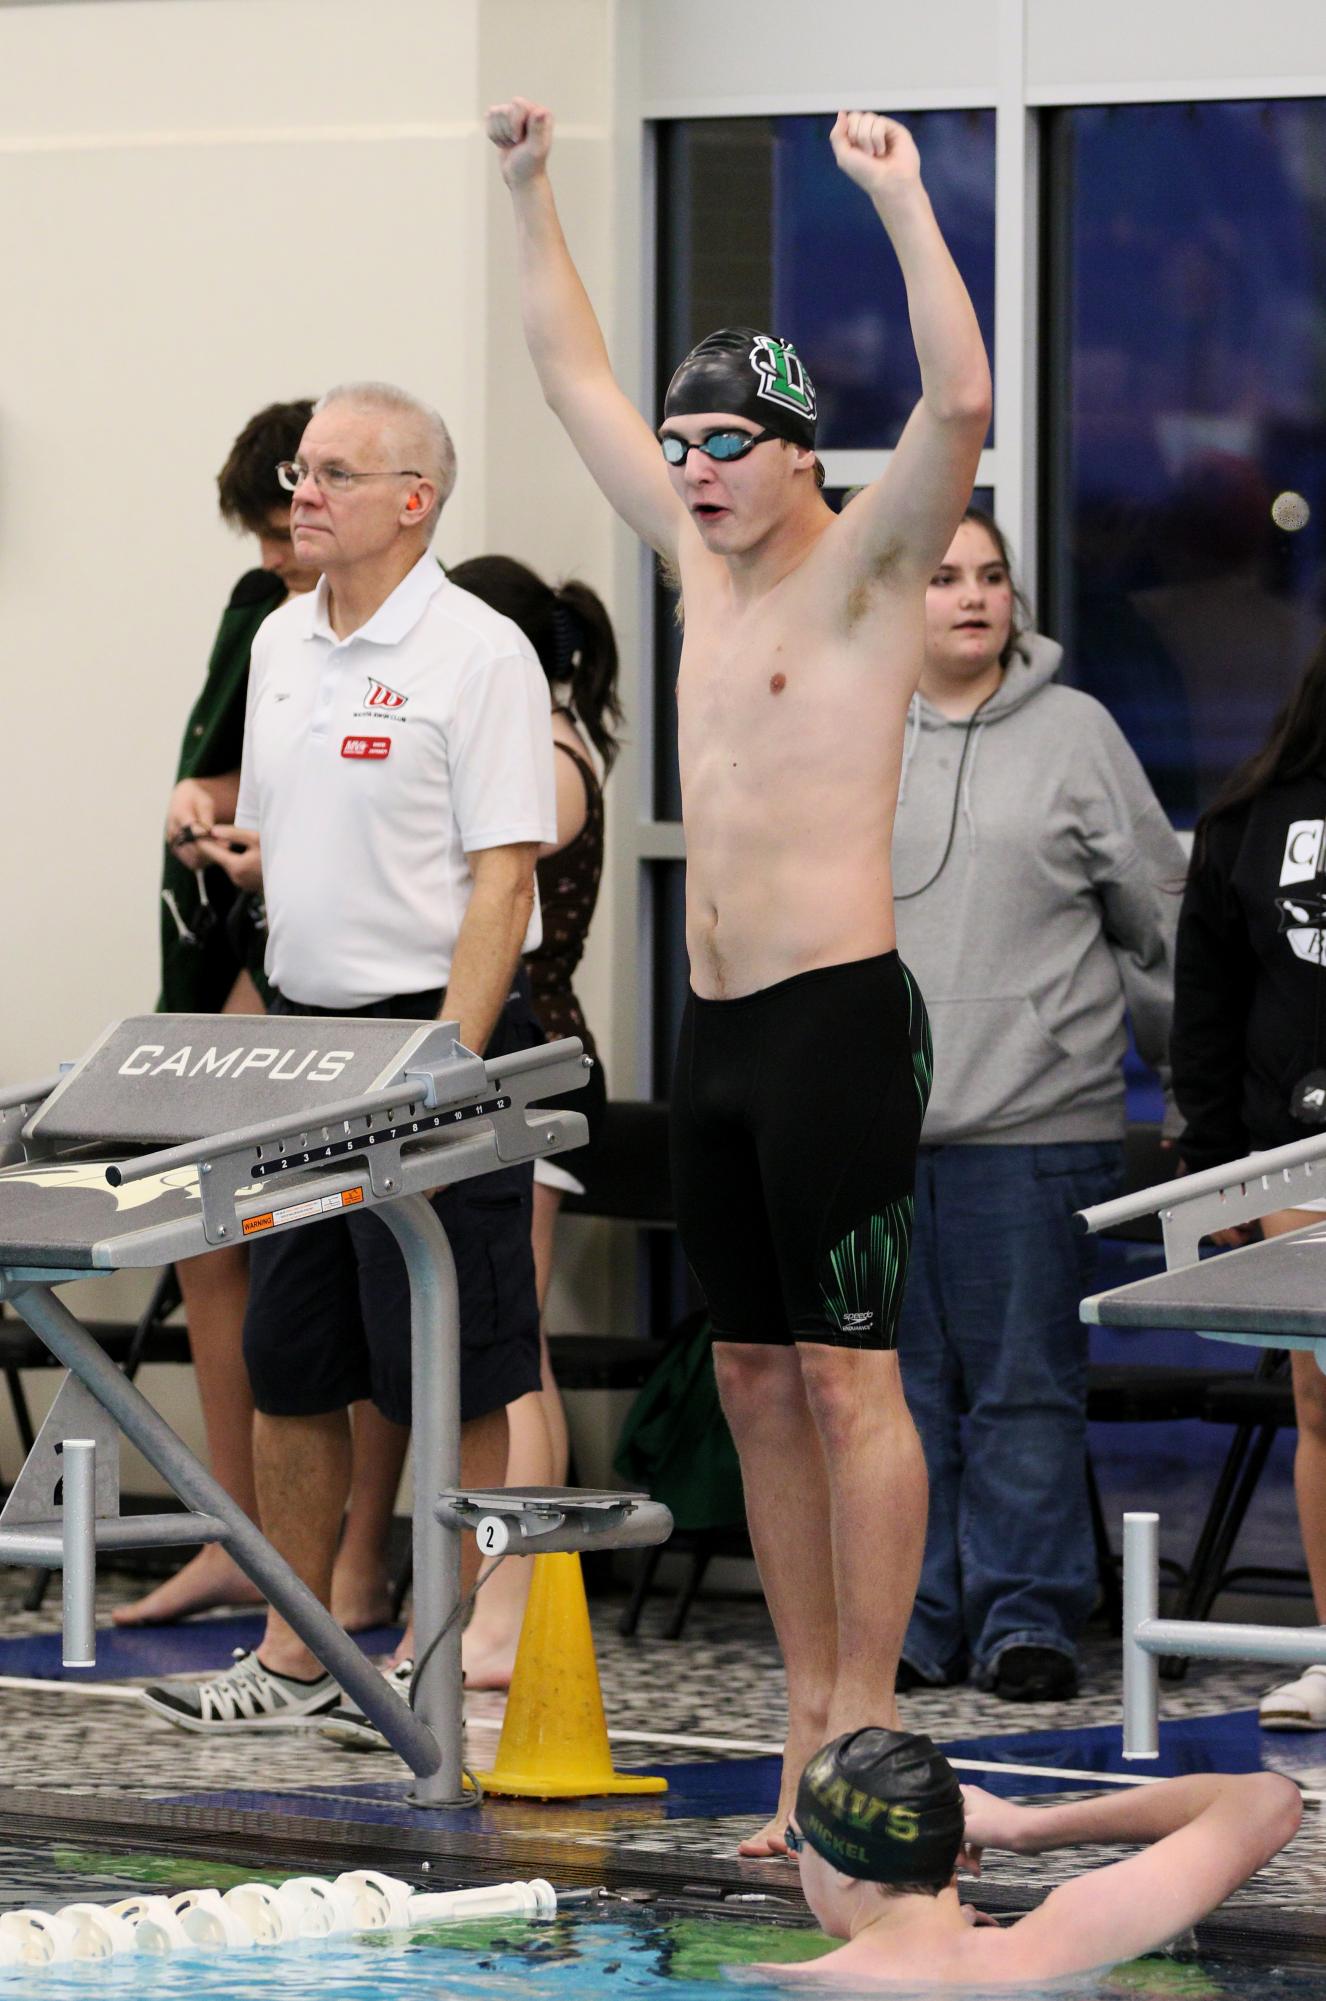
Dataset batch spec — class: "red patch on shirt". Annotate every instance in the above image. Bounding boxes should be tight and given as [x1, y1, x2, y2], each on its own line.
[341, 736, 391, 760]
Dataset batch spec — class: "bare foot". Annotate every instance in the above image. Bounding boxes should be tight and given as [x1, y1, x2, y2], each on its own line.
[111, 1545, 263, 1626]
[461, 1627, 518, 1691]
[737, 1717, 826, 1858]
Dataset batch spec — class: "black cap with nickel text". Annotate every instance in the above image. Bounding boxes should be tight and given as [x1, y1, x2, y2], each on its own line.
[794, 1728, 965, 1885]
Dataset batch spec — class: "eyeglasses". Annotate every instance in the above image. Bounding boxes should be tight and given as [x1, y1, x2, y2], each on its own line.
[784, 1824, 805, 1854]
[276, 461, 424, 494]
[659, 428, 778, 466]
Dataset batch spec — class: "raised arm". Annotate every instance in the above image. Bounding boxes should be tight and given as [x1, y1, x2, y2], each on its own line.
[826, 114, 991, 593]
[961, 1774, 1301, 1978]
[486, 98, 685, 562]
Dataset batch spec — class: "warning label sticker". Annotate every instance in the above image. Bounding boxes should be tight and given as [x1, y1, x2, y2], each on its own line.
[242, 1186, 365, 1237]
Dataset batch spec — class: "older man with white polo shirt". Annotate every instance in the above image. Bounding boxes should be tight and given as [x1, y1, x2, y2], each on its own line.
[142, 382, 557, 1732]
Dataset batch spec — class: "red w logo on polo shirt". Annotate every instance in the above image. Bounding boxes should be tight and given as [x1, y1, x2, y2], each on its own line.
[364, 678, 407, 709]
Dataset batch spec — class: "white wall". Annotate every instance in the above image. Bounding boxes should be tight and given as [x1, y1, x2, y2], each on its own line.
[0, 0, 640, 1082]
[639, 0, 998, 111]
[641, 0, 1326, 111]
[1025, 2, 1326, 97]
[0, 0, 479, 1077]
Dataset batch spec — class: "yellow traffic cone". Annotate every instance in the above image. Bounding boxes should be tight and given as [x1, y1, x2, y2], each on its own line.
[473, 1552, 667, 1799]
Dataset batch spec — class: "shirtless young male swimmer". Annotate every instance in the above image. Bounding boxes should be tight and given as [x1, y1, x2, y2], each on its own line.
[488, 99, 991, 1856]
[773, 1727, 1302, 1987]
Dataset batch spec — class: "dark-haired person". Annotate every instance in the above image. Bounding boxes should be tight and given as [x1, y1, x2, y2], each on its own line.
[445, 555, 621, 1689]
[892, 510, 1184, 1701]
[117, 401, 318, 1627]
[1171, 630, 1326, 1730]
[490, 97, 990, 1855]
[772, 1728, 1299, 1985]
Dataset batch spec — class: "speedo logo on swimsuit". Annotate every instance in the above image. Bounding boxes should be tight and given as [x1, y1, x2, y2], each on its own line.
[749, 336, 816, 420]
[117, 1046, 355, 1084]
[842, 1311, 874, 1332]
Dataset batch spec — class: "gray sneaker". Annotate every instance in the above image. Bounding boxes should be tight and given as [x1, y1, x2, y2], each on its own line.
[319, 1658, 415, 1750]
[141, 1649, 340, 1733]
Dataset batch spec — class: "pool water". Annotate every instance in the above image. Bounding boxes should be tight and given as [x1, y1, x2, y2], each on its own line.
[0, 1845, 1318, 2000]
[0, 1897, 1320, 2000]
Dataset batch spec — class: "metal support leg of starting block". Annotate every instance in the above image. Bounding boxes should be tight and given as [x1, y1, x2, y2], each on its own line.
[1122, 1508, 1326, 1761]
[376, 1194, 464, 1808]
[2, 1278, 443, 1781]
[1122, 1512, 1160, 1760]
[0, 1014, 594, 1798]
[61, 1437, 96, 1669]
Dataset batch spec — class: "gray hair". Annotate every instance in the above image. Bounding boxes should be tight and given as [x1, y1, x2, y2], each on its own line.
[314, 380, 456, 533]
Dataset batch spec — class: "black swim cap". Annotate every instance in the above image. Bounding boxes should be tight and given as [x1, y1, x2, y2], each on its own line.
[795, 1730, 964, 1887]
[663, 327, 818, 451]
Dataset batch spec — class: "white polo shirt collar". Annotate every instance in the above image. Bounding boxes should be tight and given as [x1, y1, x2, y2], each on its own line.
[304, 551, 445, 650]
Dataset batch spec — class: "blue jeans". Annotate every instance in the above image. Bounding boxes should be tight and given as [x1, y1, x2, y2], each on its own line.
[896, 1141, 1124, 1684]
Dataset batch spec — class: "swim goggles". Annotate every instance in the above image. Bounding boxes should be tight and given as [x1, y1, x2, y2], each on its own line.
[659, 428, 779, 466]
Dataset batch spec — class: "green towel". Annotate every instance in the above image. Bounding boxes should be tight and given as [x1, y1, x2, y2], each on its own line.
[613, 1312, 746, 1532]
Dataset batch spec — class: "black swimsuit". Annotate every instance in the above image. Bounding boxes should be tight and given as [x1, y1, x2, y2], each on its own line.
[670, 952, 931, 1348]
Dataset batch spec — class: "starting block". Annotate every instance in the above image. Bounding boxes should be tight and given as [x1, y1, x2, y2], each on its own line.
[0, 1012, 673, 1805]
[437, 1486, 672, 1559]
[1079, 1130, 1326, 1758]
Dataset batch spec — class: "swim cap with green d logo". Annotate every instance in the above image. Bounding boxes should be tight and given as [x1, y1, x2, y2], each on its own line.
[794, 1728, 965, 1887]
[663, 327, 818, 451]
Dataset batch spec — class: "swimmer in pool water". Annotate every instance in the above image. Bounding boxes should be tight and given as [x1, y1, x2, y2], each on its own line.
[761, 1729, 1301, 1986]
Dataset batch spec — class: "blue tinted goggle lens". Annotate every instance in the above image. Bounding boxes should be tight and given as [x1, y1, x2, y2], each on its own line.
[704, 432, 755, 460]
[660, 430, 758, 465]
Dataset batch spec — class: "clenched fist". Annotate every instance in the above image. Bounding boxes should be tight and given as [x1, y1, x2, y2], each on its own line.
[829, 111, 922, 202]
[485, 96, 554, 187]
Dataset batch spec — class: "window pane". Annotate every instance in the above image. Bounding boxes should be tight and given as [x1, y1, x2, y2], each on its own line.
[1045, 102, 1326, 823]
[657, 112, 996, 450]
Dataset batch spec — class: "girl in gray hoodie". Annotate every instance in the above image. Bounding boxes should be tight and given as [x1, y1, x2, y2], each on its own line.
[892, 508, 1184, 1700]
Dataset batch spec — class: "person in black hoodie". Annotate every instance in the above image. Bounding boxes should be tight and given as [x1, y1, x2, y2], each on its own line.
[1172, 628, 1326, 1729]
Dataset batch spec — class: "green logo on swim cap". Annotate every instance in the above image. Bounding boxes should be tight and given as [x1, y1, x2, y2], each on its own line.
[749, 336, 817, 422]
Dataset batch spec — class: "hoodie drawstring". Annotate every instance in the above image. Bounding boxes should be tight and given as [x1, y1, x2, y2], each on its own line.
[960, 721, 986, 851]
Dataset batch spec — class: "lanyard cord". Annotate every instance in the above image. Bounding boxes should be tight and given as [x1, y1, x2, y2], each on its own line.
[895, 685, 1000, 903]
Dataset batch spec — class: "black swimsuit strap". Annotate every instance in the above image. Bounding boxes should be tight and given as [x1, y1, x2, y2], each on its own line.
[554, 738, 598, 782]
